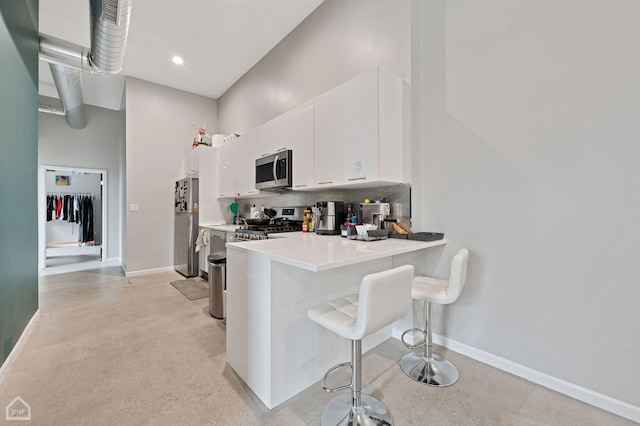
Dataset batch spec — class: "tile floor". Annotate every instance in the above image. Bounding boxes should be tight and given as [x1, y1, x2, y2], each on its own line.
[0, 266, 635, 425]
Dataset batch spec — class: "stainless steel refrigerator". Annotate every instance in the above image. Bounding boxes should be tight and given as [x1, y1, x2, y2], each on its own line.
[174, 177, 199, 277]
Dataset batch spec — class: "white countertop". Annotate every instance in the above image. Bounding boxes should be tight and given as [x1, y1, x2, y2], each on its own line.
[226, 232, 447, 272]
[199, 224, 238, 233]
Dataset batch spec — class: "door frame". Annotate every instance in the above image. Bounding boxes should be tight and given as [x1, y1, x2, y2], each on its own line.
[38, 165, 108, 272]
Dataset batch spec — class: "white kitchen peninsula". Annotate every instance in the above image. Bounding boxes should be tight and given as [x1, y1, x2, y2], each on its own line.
[225, 232, 447, 409]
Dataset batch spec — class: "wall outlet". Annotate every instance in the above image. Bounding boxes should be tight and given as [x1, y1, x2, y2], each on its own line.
[129, 204, 139, 212]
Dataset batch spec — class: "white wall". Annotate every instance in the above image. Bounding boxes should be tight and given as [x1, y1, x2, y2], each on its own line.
[124, 77, 217, 273]
[417, 0, 640, 417]
[217, 0, 410, 134]
[39, 104, 124, 262]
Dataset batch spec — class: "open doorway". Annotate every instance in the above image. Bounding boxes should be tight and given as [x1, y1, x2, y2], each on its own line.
[38, 165, 108, 275]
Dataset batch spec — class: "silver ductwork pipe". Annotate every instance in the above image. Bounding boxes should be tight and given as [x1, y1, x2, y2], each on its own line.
[39, 0, 132, 129]
[90, 0, 133, 73]
[39, 34, 93, 73]
[38, 103, 66, 116]
[49, 64, 88, 129]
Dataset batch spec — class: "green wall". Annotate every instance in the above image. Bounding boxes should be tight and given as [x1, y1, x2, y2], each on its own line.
[0, 0, 39, 367]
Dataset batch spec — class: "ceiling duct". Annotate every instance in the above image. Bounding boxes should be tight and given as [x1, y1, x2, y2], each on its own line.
[39, 0, 132, 129]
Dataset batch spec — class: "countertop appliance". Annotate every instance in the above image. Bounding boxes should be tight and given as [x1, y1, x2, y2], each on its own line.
[315, 201, 345, 235]
[359, 202, 391, 228]
[174, 177, 199, 277]
[255, 150, 292, 190]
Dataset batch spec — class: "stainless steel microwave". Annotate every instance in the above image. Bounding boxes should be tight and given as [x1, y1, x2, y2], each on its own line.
[255, 150, 292, 190]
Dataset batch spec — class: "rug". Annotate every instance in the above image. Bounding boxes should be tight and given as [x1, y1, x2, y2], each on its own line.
[170, 277, 209, 301]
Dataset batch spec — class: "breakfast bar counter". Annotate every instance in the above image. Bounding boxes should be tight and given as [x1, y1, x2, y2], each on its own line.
[225, 232, 447, 409]
[226, 231, 448, 272]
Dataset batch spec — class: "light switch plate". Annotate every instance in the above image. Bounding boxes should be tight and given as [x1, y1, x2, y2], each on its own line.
[129, 204, 139, 212]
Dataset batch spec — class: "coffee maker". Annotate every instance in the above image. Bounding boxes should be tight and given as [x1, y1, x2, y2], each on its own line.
[315, 201, 345, 235]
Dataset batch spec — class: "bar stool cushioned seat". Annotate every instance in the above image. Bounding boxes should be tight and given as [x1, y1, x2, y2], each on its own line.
[308, 264, 414, 426]
[400, 248, 469, 387]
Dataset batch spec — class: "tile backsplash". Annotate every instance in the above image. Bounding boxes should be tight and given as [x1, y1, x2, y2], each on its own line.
[219, 184, 411, 227]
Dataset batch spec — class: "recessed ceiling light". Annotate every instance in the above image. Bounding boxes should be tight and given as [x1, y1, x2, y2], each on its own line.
[172, 56, 184, 65]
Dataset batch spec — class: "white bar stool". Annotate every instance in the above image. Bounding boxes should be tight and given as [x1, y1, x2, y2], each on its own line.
[308, 265, 414, 426]
[400, 248, 469, 387]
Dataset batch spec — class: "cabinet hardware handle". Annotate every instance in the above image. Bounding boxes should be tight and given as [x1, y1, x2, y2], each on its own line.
[260, 153, 271, 157]
[347, 177, 367, 181]
[318, 181, 333, 185]
[273, 155, 279, 184]
[276, 147, 287, 152]
[248, 190, 257, 194]
[294, 185, 307, 188]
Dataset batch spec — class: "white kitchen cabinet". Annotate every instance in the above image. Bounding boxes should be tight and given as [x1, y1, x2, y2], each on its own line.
[217, 141, 235, 198]
[341, 67, 409, 186]
[290, 100, 314, 189]
[218, 130, 258, 198]
[273, 111, 292, 152]
[313, 84, 342, 186]
[197, 145, 218, 224]
[235, 129, 259, 197]
[257, 111, 292, 158]
[257, 118, 275, 158]
[188, 144, 209, 177]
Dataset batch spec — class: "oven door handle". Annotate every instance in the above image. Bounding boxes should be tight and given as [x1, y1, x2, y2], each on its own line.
[273, 155, 279, 185]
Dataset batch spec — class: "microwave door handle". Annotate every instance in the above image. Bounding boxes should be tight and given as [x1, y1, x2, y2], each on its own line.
[273, 155, 279, 184]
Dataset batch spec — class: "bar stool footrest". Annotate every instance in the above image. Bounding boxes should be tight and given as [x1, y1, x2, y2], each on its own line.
[401, 327, 427, 350]
[321, 362, 352, 393]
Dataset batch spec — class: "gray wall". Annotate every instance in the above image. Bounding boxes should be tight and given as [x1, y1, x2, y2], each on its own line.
[0, 0, 39, 366]
[124, 77, 217, 273]
[39, 104, 124, 262]
[217, 0, 410, 134]
[417, 0, 640, 411]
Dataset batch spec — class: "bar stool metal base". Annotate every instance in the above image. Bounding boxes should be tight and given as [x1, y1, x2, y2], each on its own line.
[321, 393, 393, 426]
[399, 351, 459, 387]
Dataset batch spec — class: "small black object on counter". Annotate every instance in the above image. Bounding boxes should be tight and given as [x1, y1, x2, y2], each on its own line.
[389, 232, 444, 242]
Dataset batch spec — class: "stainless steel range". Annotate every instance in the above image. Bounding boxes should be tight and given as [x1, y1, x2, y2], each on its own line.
[234, 206, 305, 239]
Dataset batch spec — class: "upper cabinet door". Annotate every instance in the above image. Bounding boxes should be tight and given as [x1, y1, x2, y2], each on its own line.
[217, 141, 235, 198]
[257, 111, 292, 157]
[313, 85, 342, 186]
[273, 111, 292, 153]
[257, 118, 276, 158]
[236, 129, 258, 196]
[290, 100, 314, 190]
[341, 69, 379, 183]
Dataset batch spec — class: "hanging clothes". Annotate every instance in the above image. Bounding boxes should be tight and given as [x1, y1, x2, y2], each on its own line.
[46, 193, 96, 244]
[46, 195, 54, 221]
[83, 196, 94, 243]
[62, 195, 69, 221]
[74, 196, 80, 224]
[55, 195, 62, 219]
[67, 195, 75, 223]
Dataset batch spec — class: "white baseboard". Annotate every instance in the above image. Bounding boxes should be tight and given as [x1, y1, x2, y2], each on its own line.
[125, 266, 176, 277]
[426, 332, 640, 423]
[0, 310, 40, 386]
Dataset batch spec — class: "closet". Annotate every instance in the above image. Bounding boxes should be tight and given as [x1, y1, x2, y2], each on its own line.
[44, 169, 103, 266]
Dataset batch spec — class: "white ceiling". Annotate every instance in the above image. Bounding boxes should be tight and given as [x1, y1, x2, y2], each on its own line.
[38, 0, 324, 110]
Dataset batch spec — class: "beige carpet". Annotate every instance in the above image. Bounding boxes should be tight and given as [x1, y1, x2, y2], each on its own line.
[170, 277, 209, 300]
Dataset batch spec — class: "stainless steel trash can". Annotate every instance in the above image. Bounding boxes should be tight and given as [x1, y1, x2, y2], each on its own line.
[208, 254, 226, 319]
